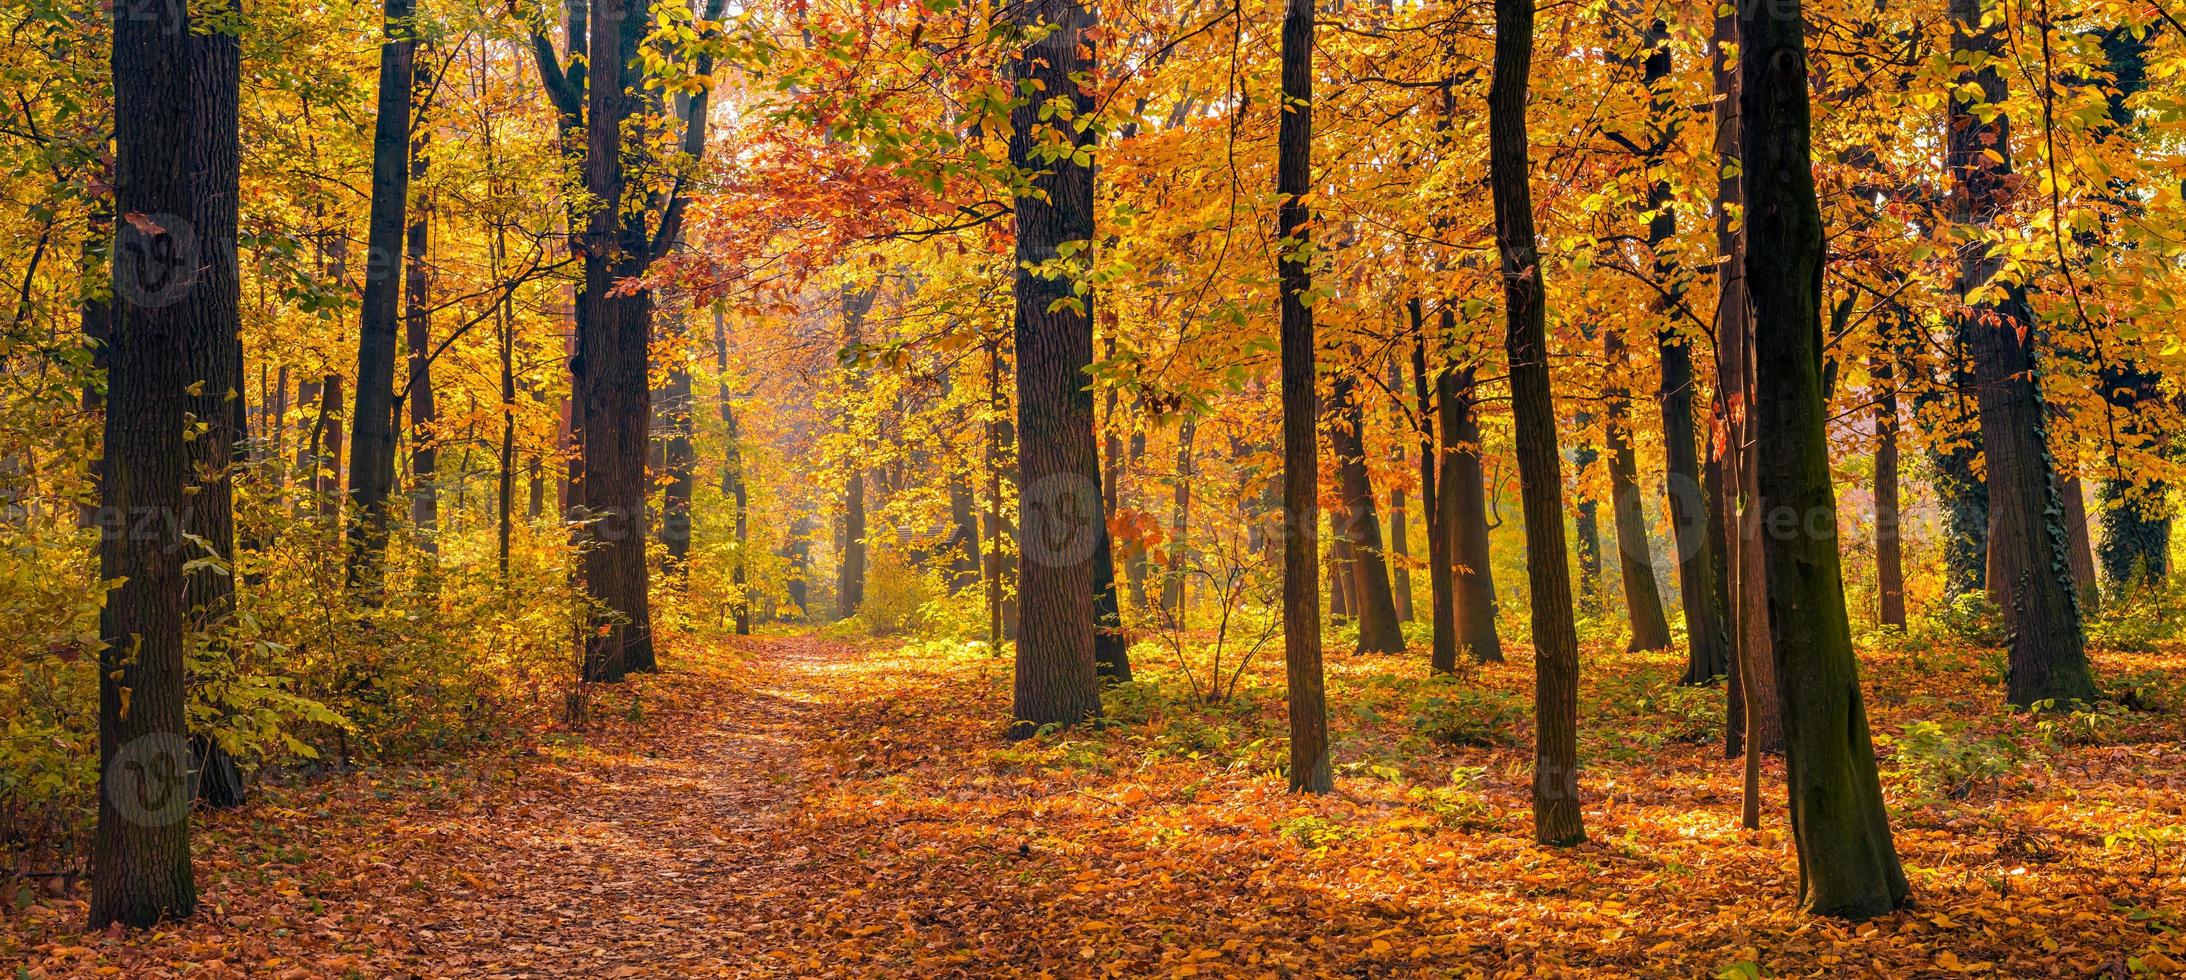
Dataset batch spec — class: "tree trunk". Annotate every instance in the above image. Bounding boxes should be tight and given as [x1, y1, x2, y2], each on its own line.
[1948, 0, 2097, 707]
[1874, 347, 1907, 628]
[346, 0, 417, 583]
[1604, 328, 1673, 652]
[1742, 0, 1909, 918]
[1412, 304, 1458, 674]
[1641, 19, 1728, 682]
[318, 376, 345, 521]
[1159, 416, 1195, 624]
[1008, 0, 1102, 736]
[94, 0, 243, 927]
[405, 63, 438, 565]
[837, 287, 874, 617]
[1489, 0, 1582, 845]
[1278, 0, 1332, 793]
[715, 306, 751, 633]
[576, 0, 657, 680]
[2061, 474, 2097, 611]
[1386, 358, 1414, 622]
[1330, 373, 1405, 653]
[658, 321, 695, 573]
[1438, 357, 1504, 663]
[1711, 7, 1781, 756]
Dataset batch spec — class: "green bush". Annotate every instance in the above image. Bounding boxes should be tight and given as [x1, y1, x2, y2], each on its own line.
[1635, 680, 1722, 746]
[1407, 681, 1525, 747]
[1879, 720, 2020, 801]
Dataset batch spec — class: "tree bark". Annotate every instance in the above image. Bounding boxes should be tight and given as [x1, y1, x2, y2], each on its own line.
[1386, 358, 1413, 622]
[1411, 303, 1458, 674]
[1008, 0, 1102, 736]
[346, 0, 418, 584]
[1489, 0, 1582, 844]
[1641, 19, 1728, 683]
[715, 306, 751, 633]
[95, 0, 243, 927]
[1742, 0, 1909, 918]
[576, 0, 658, 680]
[1711, 7, 1781, 757]
[1438, 357, 1504, 664]
[1330, 373, 1405, 653]
[1604, 328, 1673, 651]
[1278, 0, 1332, 793]
[1874, 346, 1907, 628]
[405, 61, 438, 565]
[1947, 0, 2098, 707]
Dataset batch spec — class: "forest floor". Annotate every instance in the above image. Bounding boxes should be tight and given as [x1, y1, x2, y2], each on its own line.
[6, 628, 2186, 977]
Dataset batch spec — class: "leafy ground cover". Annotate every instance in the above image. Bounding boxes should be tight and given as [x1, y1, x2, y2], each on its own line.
[6, 630, 2184, 977]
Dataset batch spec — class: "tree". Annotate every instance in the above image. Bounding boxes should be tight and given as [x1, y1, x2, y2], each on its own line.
[346, 0, 418, 583]
[1742, 0, 1908, 918]
[1710, 7, 1780, 772]
[1602, 323, 1673, 652]
[1947, 0, 2098, 708]
[1277, 0, 1330, 794]
[1008, 0, 1102, 736]
[1488, 0, 1581, 845]
[1328, 371, 1404, 653]
[94, 0, 244, 928]
[1438, 357, 1502, 665]
[1637, 18, 1728, 684]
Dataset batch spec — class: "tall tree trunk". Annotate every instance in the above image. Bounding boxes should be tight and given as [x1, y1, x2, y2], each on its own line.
[1277, 0, 1332, 794]
[1742, 0, 1908, 918]
[1948, 0, 2098, 707]
[1007, 0, 1102, 736]
[317, 376, 345, 521]
[1412, 303, 1458, 673]
[1386, 358, 1414, 622]
[94, 0, 242, 926]
[658, 317, 695, 573]
[1490, 0, 1583, 845]
[1439, 358, 1504, 664]
[405, 61, 438, 565]
[575, 0, 658, 680]
[1604, 328, 1673, 651]
[715, 306, 751, 633]
[1711, 7, 1781, 760]
[1874, 347, 1906, 628]
[1641, 18, 1728, 683]
[346, 0, 417, 583]
[1158, 416, 1196, 623]
[1330, 374, 1405, 653]
[836, 287, 874, 617]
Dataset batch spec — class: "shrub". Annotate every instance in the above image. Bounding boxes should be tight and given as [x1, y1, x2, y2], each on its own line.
[1879, 720, 2019, 801]
[1407, 682, 1525, 747]
[1635, 680, 1722, 746]
[856, 549, 932, 636]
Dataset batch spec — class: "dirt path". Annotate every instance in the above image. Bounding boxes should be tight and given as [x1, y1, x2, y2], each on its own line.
[10, 635, 863, 979]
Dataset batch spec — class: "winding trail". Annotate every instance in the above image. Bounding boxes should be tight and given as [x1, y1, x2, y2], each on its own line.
[12, 635, 868, 978]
